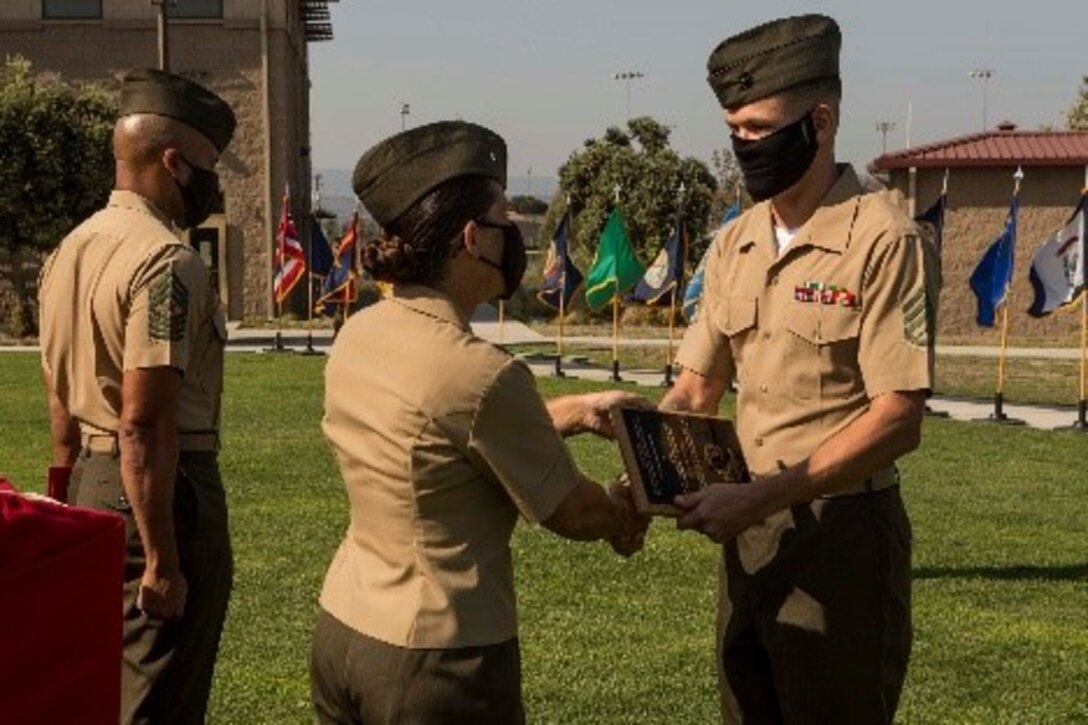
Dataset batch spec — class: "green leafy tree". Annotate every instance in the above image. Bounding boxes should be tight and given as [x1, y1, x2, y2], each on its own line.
[509, 195, 548, 215]
[709, 148, 751, 218]
[543, 116, 717, 275]
[0, 56, 115, 335]
[1065, 75, 1088, 130]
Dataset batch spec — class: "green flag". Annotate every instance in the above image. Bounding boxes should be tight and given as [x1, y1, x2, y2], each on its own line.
[584, 208, 645, 310]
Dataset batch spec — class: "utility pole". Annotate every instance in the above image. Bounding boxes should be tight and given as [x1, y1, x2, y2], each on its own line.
[613, 71, 645, 120]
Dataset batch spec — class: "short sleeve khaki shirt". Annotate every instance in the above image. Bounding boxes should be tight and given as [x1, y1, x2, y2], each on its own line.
[676, 165, 938, 478]
[319, 285, 579, 648]
[38, 191, 226, 436]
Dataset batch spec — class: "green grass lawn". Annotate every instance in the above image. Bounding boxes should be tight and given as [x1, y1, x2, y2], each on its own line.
[2, 352, 1086, 723]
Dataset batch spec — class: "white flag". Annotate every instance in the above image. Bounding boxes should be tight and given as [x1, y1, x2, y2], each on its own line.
[1027, 197, 1085, 317]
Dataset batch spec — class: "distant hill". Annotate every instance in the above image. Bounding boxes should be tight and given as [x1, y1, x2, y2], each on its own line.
[315, 169, 559, 220]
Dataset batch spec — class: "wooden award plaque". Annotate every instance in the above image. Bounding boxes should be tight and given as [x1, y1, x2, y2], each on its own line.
[611, 407, 750, 517]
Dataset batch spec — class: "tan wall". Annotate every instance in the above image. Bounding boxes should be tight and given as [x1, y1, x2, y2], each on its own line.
[0, 0, 314, 321]
[891, 166, 1086, 342]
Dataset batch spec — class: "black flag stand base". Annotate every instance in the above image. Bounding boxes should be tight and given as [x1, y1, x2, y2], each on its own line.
[553, 355, 566, 378]
[1059, 400, 1088, 432]
[975, 392, 1026, 426]
[660, 364, 674, 388]
[264, 330, 293, 354]
[298, 330, 325, 356]
[610, 360, 623, 382]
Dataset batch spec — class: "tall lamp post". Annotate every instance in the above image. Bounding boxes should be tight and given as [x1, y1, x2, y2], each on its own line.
[613, 71, 645, 120]
[399, 102, 410, 131]
[150, 0, 175, 71]
[875, 120, 896, 154]
[969, 68, 994, 131]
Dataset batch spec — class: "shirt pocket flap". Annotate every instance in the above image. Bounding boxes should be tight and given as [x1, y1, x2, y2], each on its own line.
[786, 306, 860, 344]
[715, 296, 758, 336]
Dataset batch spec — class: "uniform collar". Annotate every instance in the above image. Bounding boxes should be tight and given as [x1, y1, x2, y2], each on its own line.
[389, 284, 472, 331]
[108, 190, 175, 229]
[739, 164, 863, 258]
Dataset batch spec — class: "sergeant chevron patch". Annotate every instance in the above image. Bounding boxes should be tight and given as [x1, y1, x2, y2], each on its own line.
[902, 285, 931, 347]
[148, 270, 189, 342]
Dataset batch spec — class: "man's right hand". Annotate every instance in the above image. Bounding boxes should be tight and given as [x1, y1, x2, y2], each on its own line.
[137, 566, 188, 620]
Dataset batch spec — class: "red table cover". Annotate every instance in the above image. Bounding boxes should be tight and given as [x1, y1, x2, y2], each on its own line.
[0, 478, 124, 724]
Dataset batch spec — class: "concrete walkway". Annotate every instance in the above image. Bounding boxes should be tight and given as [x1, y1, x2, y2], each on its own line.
[511, 353, 1087, 432]
[4, 312, 1083, 431]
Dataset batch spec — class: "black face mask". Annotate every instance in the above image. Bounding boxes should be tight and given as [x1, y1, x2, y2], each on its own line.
[173, 156, 221, 229]
[474, 221, 526, 300]
[731, 110, 819, 202]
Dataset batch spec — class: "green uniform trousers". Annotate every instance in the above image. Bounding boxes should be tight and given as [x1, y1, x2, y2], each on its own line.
[71, 449, 232, 725]
[310, 608, 525, 724]
[718, 486, 912, 725]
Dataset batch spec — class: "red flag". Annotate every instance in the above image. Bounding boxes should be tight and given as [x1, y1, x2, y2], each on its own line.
[273, 188, 306, 303]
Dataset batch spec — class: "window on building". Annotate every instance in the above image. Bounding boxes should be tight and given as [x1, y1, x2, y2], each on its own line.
[42, 0, 102, 19]
[171, 0, 223, 19]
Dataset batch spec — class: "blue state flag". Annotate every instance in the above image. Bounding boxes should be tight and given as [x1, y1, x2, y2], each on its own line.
[315, 214, 359, 315]
[915, 194, 946, 256]
[631, 215, 686, 305]
[683, 202, 740, 321]
[309, 220, 335, 314]
[537, 213, 584, 310]
[969, 197, 1019, 327]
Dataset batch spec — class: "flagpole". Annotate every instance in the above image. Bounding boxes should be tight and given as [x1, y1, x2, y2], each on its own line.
[664, 285, 677, 385]
[303, 180, 317, 354]
[271, 185, 288, 353]
[1077, 284, 1087, 429]
[611, 292, 622, 382]
[990, 168, 1024, 424]
[611, 184, 623, 382]
[663, 182, 686, 387]
[925, 167, 952, 418]
[555, 198, 570, 378]
[1077, 177, 1088, 430]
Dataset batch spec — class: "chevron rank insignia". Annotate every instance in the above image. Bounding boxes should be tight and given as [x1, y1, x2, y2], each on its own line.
[148, 270, 189, 342]
[902, 284, 932, 347]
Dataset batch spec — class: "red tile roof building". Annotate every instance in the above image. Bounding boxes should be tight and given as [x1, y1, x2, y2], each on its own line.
[870, 123, 1088, 342]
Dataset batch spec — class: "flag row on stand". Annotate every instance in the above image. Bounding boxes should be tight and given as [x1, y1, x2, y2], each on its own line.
[269, 185, 360, 317]
[537, 201, 744, 319]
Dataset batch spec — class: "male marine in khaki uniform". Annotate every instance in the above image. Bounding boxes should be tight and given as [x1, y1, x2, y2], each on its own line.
[662, 15, 938, 723]
[38, 69, 235, 724]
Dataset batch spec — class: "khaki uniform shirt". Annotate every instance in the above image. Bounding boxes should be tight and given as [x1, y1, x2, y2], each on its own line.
[676, 166, 938, 568]
[39, 191, 226, 439]
[319, 285, 579, 649]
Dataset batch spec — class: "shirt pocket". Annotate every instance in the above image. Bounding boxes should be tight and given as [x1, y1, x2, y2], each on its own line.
[713, 296, 758, 336]
[714, 296, 758, 373]
[784, 305, 862, 401]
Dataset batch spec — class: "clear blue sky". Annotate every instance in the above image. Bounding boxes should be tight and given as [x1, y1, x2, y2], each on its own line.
[309, 0, 1084, 183]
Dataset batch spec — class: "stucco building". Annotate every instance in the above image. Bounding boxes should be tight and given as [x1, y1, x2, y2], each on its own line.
[0, 0, 336, 320]
[871, 123, 1088, 340]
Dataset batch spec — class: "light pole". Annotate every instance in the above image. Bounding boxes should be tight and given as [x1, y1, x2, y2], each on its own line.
[875, 120, 896, 154]
[613, 71, 645, 120]
[150, 0, 175, 71]
[969, 68, 994, 131]
[399, 102, 410, 131]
